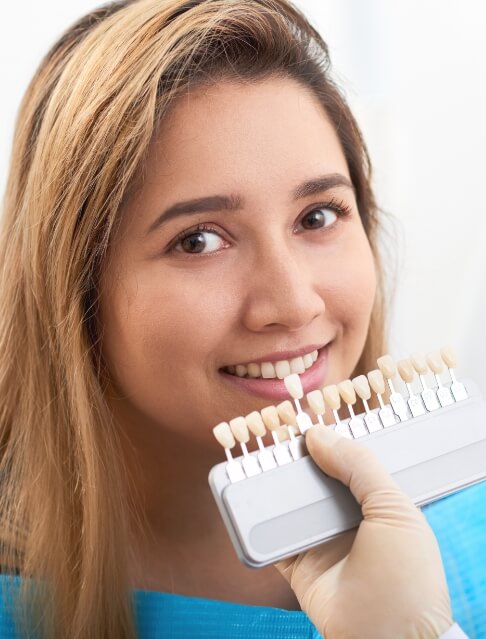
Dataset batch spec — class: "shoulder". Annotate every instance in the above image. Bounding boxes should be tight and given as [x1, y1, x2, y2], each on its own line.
[0, 574, 22, 639]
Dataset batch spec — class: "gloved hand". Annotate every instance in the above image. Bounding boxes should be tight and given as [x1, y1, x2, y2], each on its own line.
[274, 425, 454, 639]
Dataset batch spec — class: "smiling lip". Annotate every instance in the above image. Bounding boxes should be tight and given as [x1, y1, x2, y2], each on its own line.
[220, 346, 329, 401]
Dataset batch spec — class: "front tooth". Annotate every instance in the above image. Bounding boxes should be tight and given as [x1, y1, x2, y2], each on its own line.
[289, 357, 305, 374]
[303, 353, 313, 369]
[275, 360, 291, 379]
[247, 363, 261, 378]
[261, 362, 276, 379]
[235, 364, 247, 377]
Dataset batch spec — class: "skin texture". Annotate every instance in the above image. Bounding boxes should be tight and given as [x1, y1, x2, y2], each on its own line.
[99, 77, 377, 605]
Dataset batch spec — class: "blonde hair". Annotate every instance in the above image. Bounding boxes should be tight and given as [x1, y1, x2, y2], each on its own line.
[0, 0, 387, 636]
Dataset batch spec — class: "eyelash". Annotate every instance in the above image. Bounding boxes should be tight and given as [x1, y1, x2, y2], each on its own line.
[168, 197, 353, 255]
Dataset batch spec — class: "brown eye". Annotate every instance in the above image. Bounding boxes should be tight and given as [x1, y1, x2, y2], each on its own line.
[180, 232, 206, 253]
[173, 228, 227, 254]
[301, 208, 337, 230]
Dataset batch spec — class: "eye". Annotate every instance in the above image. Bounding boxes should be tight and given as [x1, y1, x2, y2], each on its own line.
[172, 224, 228, 255]
[300, 207, 338, 231]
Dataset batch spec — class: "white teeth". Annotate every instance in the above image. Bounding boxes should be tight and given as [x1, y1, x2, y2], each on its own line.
[303, 353, 313, 368]
[235, 364, 247, 377]
[261, 362, 276, 379]
[275, 360, 291, 379]
[225, 349, 320, 379]
[289, 357, 306, 374]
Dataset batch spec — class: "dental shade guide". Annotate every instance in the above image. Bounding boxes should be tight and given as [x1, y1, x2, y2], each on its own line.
[412, 352, 441, 411]
[209, 347, 485, 568]
[441, 346, 468, 401]
[397, 358, 426, 417]
[368, 369, 397, 427]
[338, 380, 368, 438]
[377, 355, 409, 421]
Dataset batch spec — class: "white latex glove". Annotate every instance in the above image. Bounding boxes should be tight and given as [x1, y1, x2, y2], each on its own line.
[275, 425, 453, 639]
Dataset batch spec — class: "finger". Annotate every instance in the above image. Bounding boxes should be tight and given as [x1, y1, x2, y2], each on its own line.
[274, 528, 356, 583]
[305, 425, 414, 514]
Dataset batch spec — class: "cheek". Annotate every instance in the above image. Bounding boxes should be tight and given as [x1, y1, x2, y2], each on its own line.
[99, 264, 238, 407]
[321, 229, 377, 380]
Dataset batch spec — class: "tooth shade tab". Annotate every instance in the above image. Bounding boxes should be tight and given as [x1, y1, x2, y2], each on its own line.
[274, 425, 289, 442]
[213, 422, 236, 449]
[367, 369, 386, 395]
[338, 380, 356, 405]
[322, 385, 341, 410]
[352, 375, 371, 401]
[245, 411, 266, 437]
[284, 373, 304, 399]
[441, 345, 457, 369]
[397, 359, 415, 383]
[261, 405, 281, 431]
[229, 416, 250, 443]
[426, 351, 444, 375]
[377, 354, 397, 380]
[306, 390, 325, 415]
[275, 360, 291, 379]
[411, 353, 428, 375]
[276, 400, 297, 426]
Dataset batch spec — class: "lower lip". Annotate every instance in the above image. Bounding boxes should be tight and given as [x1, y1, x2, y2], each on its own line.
[219, 347, 329, 401]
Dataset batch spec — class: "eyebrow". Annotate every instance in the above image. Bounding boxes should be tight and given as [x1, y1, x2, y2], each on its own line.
[146, 172, 354, 234]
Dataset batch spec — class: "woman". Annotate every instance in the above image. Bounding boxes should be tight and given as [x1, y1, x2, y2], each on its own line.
[0, 0, 482, 637]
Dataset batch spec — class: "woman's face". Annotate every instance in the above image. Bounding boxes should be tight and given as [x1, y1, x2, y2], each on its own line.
[99, 77, 377, 451]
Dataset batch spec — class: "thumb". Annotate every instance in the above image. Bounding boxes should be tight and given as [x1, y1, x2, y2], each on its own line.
[305, 425, 415, 518]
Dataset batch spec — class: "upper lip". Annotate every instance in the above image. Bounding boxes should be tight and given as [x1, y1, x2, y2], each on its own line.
[222, 342, 328, 367]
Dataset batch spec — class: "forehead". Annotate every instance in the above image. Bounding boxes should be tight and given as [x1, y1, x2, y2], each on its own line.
[143, 76, 350, 196]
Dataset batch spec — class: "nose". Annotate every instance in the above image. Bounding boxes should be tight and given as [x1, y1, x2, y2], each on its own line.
[241, 242, 326, 333]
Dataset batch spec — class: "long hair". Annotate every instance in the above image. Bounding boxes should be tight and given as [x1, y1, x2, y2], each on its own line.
[0, 0, 387, 636]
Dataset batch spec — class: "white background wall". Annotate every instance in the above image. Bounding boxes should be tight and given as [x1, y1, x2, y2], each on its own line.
[1, 1, 485, 391]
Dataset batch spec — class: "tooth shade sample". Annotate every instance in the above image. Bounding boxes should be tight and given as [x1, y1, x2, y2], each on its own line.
[289, 357, 306, 374]
[322, 384, 340, 410]
[276, 400, 297, 426]
[247, 363, 260, 378]
[275, 360, 291, 379]
[397, 358, 415, 383]
[368, 369, 386, 395]
[261, 362, 276, 379]
[377, 354, 397, 379]
[213, 422, 236, 449]
[411, 353, 428, 374]
[229, 416, 250, 443]
[441, 345, 457, 368]
[245, 411, 266, 437]
[338, 380, 356, 405]
[261, 405, 281, 431]
[284, 373, 304, 399]
[352, 375, 371, 401]
[426, 351, 444, 374]
[275, 425, 292, 442]
[306, 389, 325, 415]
